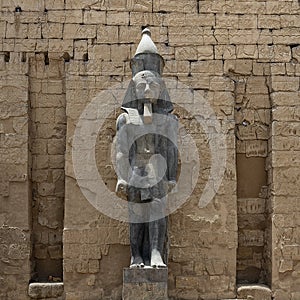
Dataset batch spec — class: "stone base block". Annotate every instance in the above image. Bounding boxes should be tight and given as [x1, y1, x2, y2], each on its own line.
[28, 283, 64, 299]
[237, 284, 272, 300]
[123, 268, 168, 300]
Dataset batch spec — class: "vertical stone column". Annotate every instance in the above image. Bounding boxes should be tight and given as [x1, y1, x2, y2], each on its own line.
[29, 53, 66, 281]
[231, 69, 272, 285]
[63, 60, 130, 300]
[270, 68, 300, 300]
[0, 52, 31, 299]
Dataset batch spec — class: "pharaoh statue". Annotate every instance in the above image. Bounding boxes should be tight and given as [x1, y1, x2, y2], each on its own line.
[115, 28, 178, 268]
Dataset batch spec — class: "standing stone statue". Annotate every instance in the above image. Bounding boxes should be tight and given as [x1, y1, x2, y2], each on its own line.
[115, 29, 178, 268]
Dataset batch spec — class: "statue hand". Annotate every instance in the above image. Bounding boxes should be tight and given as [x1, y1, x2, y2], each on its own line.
[167, 180, 176, 193]
[116, 179, 128, 196]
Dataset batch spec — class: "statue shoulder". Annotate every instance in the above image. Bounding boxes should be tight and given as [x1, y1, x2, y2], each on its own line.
[116, 112, 129, 130]
[169, 113, 178, 121]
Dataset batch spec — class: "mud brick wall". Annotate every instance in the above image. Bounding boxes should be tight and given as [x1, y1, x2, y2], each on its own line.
[0, 0, 299, 300]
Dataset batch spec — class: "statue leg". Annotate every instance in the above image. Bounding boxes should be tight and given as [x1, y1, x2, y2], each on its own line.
[130, 222, 145, 267]
[149, 197, 167, 268]
[128, 187, 146, 268]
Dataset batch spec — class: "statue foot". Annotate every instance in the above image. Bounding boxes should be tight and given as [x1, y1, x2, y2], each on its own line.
[130, 262, 144, 268]
[150, 249, 166, 268]
[130, 256, 144, 268]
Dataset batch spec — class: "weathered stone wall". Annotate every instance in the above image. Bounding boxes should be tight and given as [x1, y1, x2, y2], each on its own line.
[270, 66, 300, 299]
[232, 69, 271, 284]
[0, 54, 31, 299]
[29, 53, 66, 282]
[0, 1, 299, 299]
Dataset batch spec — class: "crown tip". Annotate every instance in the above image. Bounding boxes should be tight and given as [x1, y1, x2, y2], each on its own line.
[135, 27, 157, 55]
[142, 28, 151, 36]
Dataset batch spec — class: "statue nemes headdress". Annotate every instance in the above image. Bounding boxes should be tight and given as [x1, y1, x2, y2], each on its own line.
[122, 28, 173, 114]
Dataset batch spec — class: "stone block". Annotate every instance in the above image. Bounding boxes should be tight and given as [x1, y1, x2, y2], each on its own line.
[28, 24, 42, 39]
[163, 60, 189, 75]
[166, 13, 215, 27]
[65, 0, 96, 9]
[271, 92, 300, 106]
[209, 76, 235, 91]
[153, 0, 197, 13]
[224, 59, 252, 75]
[6, 23, 28, 39]
[83, 10, 106, 24]
[88, 259, 99, 273]
[14, 39, 37, 52]
[169, 26, 204, 46]
[45, 0, 65, 10]
[191, 60, 223, 75]
[34, 108, 55, 124]
[237, 284, 272, 300]
[47, 139, 65, 155]
[258, 15, 281, 29]
[266, 1, 295, 15]
[97, 25, 119, 44]
[197, 46, 214, 60]
[272, 76, 299, 92]
[228, 29, 260, 45]
[273, 28, 300, 45]
[34, 243, 48, 259]
[226, 1, 266, 14]
[270, 62, 286, 75]
[175, 46, 198, 61]
[42, 23, 63, 39]
[107, 11, 129, 25]
[64, 24, 96, 39]
[238, 198, 266, 214]
[123, 268, 168, 300]
[246, 141, 268, 157]
[246, 77, 269, 94]
[236, 45, 258, 59]
[48, 10, 82, 23]
[216, 14, 239, 29]
[130, 12, 164, 26]
[258, 29, 273, 45]
[110, 44, 131, 62]
[28, 283, 64, 299]
[238, 15, 257, 29]
[281, 15, 300, 29]
[214, 45, 236, 60]
[48, 245, 62, 259]
[74, 40, 88, 60]
[238, 230, 264, 247]
[273, 45, 291, 63]
[42, 80, 64, 94]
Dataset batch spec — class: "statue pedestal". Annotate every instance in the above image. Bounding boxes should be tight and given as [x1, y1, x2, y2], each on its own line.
[122, 268, 168, 300]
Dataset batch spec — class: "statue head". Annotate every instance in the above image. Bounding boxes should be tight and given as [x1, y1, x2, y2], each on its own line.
[133, 70, 161, 103]
[122, 28, 173, 114]
[122, 71, 173, 114]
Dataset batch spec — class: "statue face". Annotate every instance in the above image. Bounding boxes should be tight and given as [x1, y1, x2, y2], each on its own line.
[133, 71, 161, 101]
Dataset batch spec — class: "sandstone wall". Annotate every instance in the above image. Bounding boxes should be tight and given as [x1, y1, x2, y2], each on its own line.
[0, 1, 299, 300]
[29, 53, 66, 282]
[0, 54, 31, 299]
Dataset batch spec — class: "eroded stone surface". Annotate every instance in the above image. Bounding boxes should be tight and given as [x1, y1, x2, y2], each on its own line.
[0, 1, 299, 300]
[28, 283, 64, 299]
[123, 268, 168, 300]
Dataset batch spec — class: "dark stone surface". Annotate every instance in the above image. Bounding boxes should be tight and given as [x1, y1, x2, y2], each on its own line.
[123, 267, 168, 283]
[123, 268, 168, 300]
